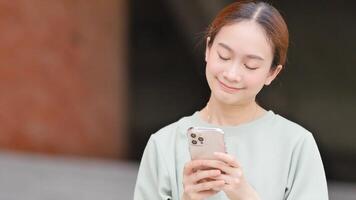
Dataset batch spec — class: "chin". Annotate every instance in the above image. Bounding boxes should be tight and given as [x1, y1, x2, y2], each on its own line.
[212, 88, 256, 106]
[212, 91, 243, 105]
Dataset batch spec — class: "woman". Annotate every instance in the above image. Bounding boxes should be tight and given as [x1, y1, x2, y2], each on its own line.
[134, 1, 328, 200]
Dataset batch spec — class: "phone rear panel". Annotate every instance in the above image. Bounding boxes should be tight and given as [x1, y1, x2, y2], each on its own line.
[187, 127, 226, 160]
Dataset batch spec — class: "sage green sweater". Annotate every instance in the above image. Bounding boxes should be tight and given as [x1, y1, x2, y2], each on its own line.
[134, 111, 328, 200]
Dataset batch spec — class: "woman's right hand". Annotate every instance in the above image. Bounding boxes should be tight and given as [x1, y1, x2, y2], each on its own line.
[182, 160, 226, 200]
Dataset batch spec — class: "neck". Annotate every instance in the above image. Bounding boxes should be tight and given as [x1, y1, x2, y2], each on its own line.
[203, 96, 265, 126]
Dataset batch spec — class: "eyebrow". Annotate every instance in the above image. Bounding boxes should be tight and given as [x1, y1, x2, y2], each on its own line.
[217, 42, 265, 61]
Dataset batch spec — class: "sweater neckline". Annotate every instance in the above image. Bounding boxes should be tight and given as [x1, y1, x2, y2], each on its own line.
[191, 110, 275, 134]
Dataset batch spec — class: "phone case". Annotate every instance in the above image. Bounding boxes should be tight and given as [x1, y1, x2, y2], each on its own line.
[187, 127, 226, 160]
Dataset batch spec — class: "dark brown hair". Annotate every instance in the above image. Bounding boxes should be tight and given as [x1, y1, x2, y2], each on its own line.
[206, 0, 289, 68]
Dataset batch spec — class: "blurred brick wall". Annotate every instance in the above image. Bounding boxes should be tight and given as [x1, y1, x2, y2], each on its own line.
[0, 0, 127, 158]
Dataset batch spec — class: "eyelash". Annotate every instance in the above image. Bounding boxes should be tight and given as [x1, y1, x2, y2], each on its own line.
[218, 54, 230, 61]
[218, 53, 257, 70]
[244, 64, 257, 70]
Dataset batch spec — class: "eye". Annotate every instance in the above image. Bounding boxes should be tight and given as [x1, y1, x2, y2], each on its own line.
[244, 64, 258, 70]
[218, 53, 230, 61]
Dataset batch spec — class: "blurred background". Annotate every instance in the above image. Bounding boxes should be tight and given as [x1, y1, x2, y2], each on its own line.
[0, 0, 355, 199]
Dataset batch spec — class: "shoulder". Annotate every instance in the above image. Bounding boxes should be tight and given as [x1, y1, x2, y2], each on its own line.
[149, 113, 195, 146]
[269, 112, 315, 144]
[265, 112, 322, 164]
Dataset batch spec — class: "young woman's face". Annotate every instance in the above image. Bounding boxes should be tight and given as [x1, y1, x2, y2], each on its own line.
[205, 20, 282, 106]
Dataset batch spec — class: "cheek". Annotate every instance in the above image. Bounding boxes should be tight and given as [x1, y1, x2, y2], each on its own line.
[206, 59, 224, 77]
[245, 73, 268, 89]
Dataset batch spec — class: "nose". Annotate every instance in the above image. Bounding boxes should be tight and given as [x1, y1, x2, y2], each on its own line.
[222, 63, 242, 82]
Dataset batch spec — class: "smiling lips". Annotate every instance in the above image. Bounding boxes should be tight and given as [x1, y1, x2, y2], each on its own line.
[217, 79, 242, 93]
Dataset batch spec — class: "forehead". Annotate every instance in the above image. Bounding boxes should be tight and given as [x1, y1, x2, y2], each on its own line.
[213, 21, 273, 59]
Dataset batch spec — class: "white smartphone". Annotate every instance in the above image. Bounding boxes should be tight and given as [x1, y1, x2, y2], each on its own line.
[187, 127, 226, 160]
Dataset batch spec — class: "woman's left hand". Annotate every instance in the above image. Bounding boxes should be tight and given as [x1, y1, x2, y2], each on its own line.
[212, 152, 261, 200]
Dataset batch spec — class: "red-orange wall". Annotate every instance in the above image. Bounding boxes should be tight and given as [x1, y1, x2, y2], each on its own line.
[0, 0, 127, 158]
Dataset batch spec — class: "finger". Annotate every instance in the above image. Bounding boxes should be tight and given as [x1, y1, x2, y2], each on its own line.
[189, 169, 221, 183]
[191, 180, 225, 193]
[183, 187, 219, 200]
[198, 160, 236, 175]
[210, 164, 243, 178]
[184, 160, 203, 175]
[195, 190, 220, 200]
[213, 152, 241, 168]
[213, 174, 240, 185]
[184, 160, 227, 175]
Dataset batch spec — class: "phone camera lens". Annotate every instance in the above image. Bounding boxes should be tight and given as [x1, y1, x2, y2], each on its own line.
[198, 137, 204, 142]
[192, 140, 197, 145]
[191, 133, 196, 138]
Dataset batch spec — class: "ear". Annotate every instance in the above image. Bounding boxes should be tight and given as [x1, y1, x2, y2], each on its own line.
[205, 37, 211, 62]
[265, 64, 283, 86]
